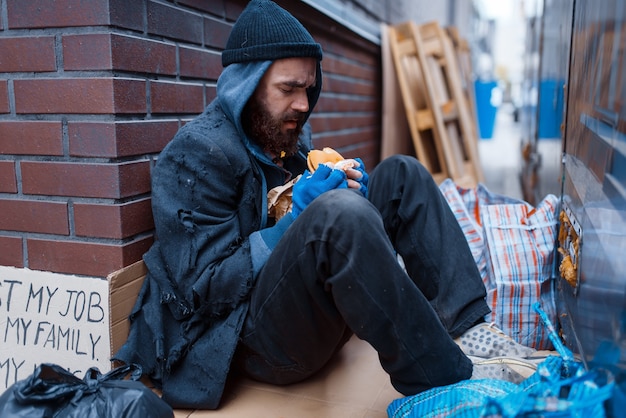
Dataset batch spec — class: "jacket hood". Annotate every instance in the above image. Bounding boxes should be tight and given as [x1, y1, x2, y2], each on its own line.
[216, 59, 322, 164]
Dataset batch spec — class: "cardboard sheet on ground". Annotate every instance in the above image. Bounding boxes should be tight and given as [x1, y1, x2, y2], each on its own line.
[0, 266, 111, 394]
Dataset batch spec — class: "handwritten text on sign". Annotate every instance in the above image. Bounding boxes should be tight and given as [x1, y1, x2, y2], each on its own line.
[0, 266, 111, 393]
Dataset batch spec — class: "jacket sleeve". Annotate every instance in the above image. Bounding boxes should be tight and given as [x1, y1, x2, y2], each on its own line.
[148, 123, 258, 318]
[249, 213, 295, 276]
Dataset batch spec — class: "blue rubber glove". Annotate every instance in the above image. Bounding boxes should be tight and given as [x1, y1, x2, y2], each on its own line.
[292, 164, 347, 218]
[352, 157, 369, 197]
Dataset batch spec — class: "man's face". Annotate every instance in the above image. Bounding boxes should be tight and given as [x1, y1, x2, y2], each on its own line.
[242, 57, 317, 160]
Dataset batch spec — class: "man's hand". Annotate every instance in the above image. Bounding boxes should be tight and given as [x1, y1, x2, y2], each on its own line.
[344, 158, 368, 197]
[291, 164, 347, 218]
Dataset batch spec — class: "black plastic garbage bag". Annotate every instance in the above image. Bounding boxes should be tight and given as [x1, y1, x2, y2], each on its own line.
[0, 363, 174, 417]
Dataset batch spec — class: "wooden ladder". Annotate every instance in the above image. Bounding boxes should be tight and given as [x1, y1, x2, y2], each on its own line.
[446, 25, 480, 147]
[387, 21, 484, 188]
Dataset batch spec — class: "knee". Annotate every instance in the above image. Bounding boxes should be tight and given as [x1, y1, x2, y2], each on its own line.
[370, 155, 435, 193]
[378, 155, 431, 180]
[310, 189, 381, 226]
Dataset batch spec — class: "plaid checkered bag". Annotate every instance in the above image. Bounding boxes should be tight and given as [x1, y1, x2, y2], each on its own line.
[438, 179, 522, 282]
[439, 180, 559, 349]
[482, 196, 559, 349]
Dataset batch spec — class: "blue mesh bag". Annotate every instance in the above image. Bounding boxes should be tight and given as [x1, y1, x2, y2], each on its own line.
[387, 304, 617, 417]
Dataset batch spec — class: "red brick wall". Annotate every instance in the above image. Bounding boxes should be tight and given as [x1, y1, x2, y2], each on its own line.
[0, 0, 381, 278]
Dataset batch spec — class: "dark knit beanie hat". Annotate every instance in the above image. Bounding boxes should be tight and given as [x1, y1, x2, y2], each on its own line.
[222, 0, 323, 67]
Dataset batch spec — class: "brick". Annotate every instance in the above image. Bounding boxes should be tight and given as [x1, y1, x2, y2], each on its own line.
[150, 81, 204, 114]
[0, 161, 17, 193]
[107, 120, 178, 156]
[203, 17, 232, 49]
[113, 79, 148, 114]
[0, 37, 56, 72]
[328, 45, 378, 70]
[7, 0, 109, 29]
[112, 35, 176, 75]
[109, 0, 144, 32]
[324, 55, 377, 80]
[315, 30, 378, 66]
[316, 96, 377, 113]
[63, 34, 177, 76]
[14, 78, 146, 114]
[69, 123, 117, 156]
[0, 236, 23, 268]
[62, 33, 112, 70]
[27, 235, 153, 277]
[147, 1, 203, 45]
[0, 81, 9, 113]
[0, 199, 69, 234]
[69, 122, 116, 157]
[322, 75, 377, 96]
[68, 120, 178, 158]
[224, 1, 246, 21]
[0, 121, 63, 155]
[178, 0, 225, 16]
[117, 161, 152, 198]
[314, 127, 379, 151]
[179, 46, 222, 80]
[74, 198, 153, 239]
[309, 114, 376, 133]
[21, 160, 151, 199]
[206, 85, 217, 103]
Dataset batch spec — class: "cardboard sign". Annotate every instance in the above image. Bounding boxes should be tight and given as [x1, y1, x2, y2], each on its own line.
[0, 266, 111, 394]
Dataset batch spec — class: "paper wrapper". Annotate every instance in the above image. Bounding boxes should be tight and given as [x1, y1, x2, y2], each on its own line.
[267, 174, 301, 221]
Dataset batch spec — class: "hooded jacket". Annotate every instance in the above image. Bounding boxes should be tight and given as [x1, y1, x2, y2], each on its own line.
[114, 59, 323, 409]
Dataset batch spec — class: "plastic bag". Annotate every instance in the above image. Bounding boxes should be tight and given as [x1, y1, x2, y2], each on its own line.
[439, 179, 559, 349]
[388, 356, 613, 417]
[268, 175, 300, 220]
[0, 363, 173, 418]
[387, 304, 615, 418]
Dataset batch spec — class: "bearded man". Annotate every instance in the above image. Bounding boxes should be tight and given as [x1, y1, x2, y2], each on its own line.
[115, 0, 534, 410]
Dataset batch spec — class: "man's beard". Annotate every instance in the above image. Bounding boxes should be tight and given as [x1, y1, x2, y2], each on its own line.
[242, 95, 306, 159]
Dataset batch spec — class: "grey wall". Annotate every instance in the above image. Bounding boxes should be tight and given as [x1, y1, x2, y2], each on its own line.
[303, 0, 474, 44]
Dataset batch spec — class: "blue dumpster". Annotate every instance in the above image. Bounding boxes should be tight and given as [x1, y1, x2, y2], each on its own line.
[538, 79, 564, 139]
[474, 80, 499, 139]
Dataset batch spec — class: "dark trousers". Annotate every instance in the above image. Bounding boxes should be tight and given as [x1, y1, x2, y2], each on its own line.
[236, 155, 490, 395]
